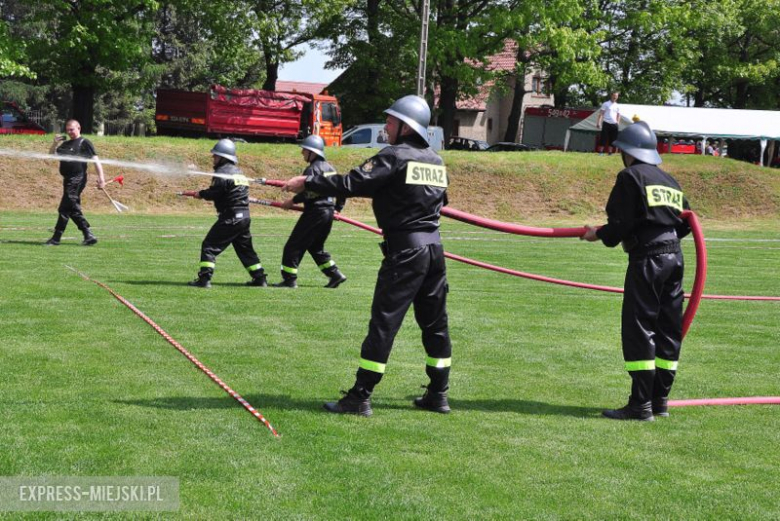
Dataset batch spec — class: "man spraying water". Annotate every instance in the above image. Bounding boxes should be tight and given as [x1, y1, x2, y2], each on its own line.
[45, 119, 106, 246]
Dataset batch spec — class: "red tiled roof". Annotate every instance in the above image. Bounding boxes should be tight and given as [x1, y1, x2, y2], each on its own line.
[455, 40, 518, 111]
[276, 81, 329, 96]
[455, 83, 494, 111]
[485, 40, 518, 72]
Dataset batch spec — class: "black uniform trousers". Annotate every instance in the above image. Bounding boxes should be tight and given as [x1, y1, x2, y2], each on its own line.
[622, 250, 684, 405]
[355, 242, 452, 394]
[601, 122, 619, 149]
[281, 206, 336, 280]
[199, 216, 262, 278]
[55, 174, 90, 232]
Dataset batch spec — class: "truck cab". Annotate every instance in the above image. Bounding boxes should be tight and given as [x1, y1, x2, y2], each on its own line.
[302, 94, 342, 147]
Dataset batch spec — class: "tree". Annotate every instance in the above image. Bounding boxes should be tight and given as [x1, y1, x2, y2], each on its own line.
[0, 20, 34, 78]
[681, 0, 780, 109]
[424, 0, 513, 140]
[23, 0, 159, 133]
[585, 0, 698, 105]
[324, 0, 421, 126]
[494, 0, 605, 141]
[249, 0, 355, 91]
[153, 0, 264, 90]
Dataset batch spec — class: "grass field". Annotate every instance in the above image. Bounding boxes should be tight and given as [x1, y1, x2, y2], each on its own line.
[1, 210, 779, 519]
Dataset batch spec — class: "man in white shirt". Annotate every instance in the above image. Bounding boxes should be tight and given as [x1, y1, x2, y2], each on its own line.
[596, 91, 621, 155]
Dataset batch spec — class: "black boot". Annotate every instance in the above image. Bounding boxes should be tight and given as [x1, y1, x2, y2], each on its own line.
[81, 229, 98, 246]
[324, 268, 347, 289]
[323, 388, 372, 417]
[602, 399, 654, 421]
[187, 273, 211, 288]
[414, 385, 451, 413]
[652, 397, 669, 417]
[45, 230, 63, 246]
[653, 368, 675, 417]
[246, 273, 268, 287]
[272, 278, 297, 288]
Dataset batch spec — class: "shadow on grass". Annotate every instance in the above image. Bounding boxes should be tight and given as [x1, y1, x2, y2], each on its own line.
[119, 280, 323, 288]
[116, 394, 323, 412]
[1, 240, 80, 246]
[406, 398, 602, 418]
[120, 280, 258, 287]
[116, 394, 601, 418]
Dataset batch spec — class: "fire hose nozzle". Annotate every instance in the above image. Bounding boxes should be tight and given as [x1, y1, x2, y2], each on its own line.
[253, 177, 267, 185]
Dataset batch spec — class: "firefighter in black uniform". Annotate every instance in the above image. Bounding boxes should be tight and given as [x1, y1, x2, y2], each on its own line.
[184, 139, 267, 288]
[582, 121, 691, 421]
[273, 135, 347, 289]
[282, 95, 452, 417]
[46, 119, 106, 246]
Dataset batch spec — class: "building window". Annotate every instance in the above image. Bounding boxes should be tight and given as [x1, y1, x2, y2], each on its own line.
[487, 118, 493, 133]
[531, 76, 550, 95]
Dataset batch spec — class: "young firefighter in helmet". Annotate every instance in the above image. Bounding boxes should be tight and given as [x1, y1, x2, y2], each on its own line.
[283, 95, 452, 417]
[272, 135, 347, 289]
[184, 139, 267, 288]
[582, 121, 691, 421]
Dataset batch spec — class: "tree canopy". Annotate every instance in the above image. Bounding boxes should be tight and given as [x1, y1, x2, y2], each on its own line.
[2, 0, 780, 134]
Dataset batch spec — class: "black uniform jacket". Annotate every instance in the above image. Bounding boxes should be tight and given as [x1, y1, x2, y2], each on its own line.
[304, 136, 447, 236]
[292, 159, 346, 211]
[198, 163, 250, 216]
[57, 137, 97, 177]
[597, 162, 691, 248]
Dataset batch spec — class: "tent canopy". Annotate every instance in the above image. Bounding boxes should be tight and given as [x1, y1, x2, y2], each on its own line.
[567, 103, 780, 141]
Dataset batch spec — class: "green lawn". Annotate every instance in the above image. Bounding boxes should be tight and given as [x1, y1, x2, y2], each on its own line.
[1, 211, 779, 519]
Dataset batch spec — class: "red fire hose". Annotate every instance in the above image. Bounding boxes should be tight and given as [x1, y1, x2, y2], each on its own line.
[441, 206, 585, 237]
[441, 208, 778, 298]
[250, 197, 779, 410]
[250, 197, 708, 337]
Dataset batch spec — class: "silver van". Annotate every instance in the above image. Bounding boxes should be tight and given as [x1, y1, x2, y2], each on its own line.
[341, 123, 445, 151]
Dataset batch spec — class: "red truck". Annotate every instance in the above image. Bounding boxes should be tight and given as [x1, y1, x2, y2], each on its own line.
[155, 84, 343, 146]
[1, 101, 45, 135]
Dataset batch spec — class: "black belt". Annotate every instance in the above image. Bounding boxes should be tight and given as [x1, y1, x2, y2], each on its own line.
[622, 228, 678, 253]
[219, 207, 250, 220]
[382, 230, 441, 255]
[629, 240, 681, 260]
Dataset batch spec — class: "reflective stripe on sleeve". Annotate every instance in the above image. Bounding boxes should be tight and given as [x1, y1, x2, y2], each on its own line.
[625, 360, 655, 371]
[359, 358, 386, 374]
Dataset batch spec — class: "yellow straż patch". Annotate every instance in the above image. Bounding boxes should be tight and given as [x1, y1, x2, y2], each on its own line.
[406, 161, 447, 188]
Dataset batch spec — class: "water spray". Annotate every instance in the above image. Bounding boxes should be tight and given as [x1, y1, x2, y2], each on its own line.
[0, 148, 244, 181]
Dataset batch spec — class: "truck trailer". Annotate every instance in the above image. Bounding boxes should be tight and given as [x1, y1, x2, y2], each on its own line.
[155, 85, 343, 146]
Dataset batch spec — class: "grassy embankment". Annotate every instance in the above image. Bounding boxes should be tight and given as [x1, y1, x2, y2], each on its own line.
[1, 133, 779, 229]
